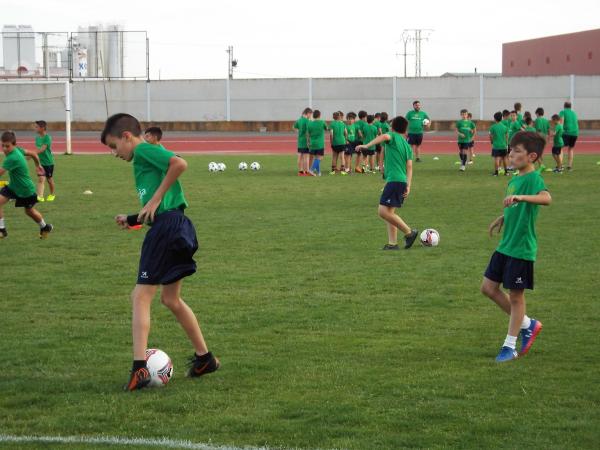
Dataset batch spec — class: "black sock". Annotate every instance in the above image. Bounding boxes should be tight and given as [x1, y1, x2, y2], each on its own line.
[195, 351, 212, 362]
[460, 153, 467, 165]
[132, 360, 147, 370]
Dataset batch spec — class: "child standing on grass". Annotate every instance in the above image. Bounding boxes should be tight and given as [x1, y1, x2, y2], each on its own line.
[467, 112, 476, 163]
[356, 116, 419, 250]
[100, 113, 219, 391]
[489, 112, 508, 177]
[362, 115, 378, 172]
[307, 110, 327, 176]
[559, 101, 579, 171]
[455, 109, 475, 172]
[329, 111, 347, 175]
[354, 110, 368, 173]
[0, 131, 53, 239]
[34, 120, 56, 202]
[343, 112, 357, 174]
[294, 108, 312, 176]
[481, 131, 550, 363]
[534, 108, 550, 170]
[373, 113, 383, 172]
[550, 114, 564, 173]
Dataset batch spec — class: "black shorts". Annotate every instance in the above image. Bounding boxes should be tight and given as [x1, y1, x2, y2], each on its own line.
[552, 146, 563, 155]
[458, 143, 470, 151]
[407, 133, 423, 146]
[375, 144, 382, 153]
[379, 182, 407, 208]
[0, 186, 37, 208]
[484, 251, 534, 290]
[362, 149, 375, 156]
[297, 147, 309, 154]
[41, 165, 54, 178]
[468, 141, 475, 148]
[332, 145, 346, 153]
[345, 142, 357, 155]
[309, 148, 324, 156]
[492, 149, 507, 157]
[137, 209, 198, 285]
[563, 134, 577, 148]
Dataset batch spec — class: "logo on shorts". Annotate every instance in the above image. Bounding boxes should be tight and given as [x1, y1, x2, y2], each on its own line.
[515, 277, 523, 284]
[386, 199, 391, 204]
[141, 271, 149, 279]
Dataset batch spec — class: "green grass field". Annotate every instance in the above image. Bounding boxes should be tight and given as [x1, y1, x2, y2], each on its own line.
[1, 153, 599, 450]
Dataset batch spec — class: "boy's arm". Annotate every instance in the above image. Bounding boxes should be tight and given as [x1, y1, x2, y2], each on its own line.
[23, 149, 42, 168]
[137, 156, 188, 223]
[489, 215, 504, 237]
[0, 167, 6, 177]
[504, 190, 552, 207]
[404, 159, 413, 198]
[488, 131, 493, 145]
[356, 133, 390, 150]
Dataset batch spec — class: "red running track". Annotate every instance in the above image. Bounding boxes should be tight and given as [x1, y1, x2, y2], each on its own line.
[16, 134, 600, 154]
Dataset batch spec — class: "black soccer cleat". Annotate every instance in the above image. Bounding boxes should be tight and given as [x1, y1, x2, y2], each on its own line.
[0, 228, 7, 239]
[404, 229, 419, 249]
[39, 224, 53, 239]
[382, 244, 400, 250]
[124, 367, 151, 391]
[187, 352, 220, 378]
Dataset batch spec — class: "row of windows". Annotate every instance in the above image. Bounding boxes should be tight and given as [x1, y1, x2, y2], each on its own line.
[509, 51, 593, 67]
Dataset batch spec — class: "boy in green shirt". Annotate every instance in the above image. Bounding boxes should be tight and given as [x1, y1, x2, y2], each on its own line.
[293, 107, 312, 176]
[373, 113, 383, 172]
[489, 112, 508, 176]
[307, 109, 328, 176]
[534, 108, 550, 170]
[514, 102, 524, 126]
[144, 126, 163, 146]
[455, 109, 475, 172]
[343, 112, 357, 174]
[507, 111, 523, 172]
[467, 112, 476, 164]
[100, 113, 219, 390]
[0, 131, 53, 239]
[362, 115, 378, 172]
[559, 101, 578, 170]
[501, 110, 511, 131]
[34, 120, 56, 202]
[550, 114, 564, 173]
[329, 111, 347, 175]
[354, 110, 368, 173]
[356, 116, 419, 250]
[481, 131, 551, 363]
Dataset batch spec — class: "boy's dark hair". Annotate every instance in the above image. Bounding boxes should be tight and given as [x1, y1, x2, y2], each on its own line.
[551, 114, 560, 121]
[347, 112, 356, 119]
[374, 112, 381, 118]
[564, 101, 572, 109]
[412, 100, 420, 106]
[493, 112, 502, 122]
[302, 107, 313, 115]
[524, 111, 532, 119]
[313, 110, 321, 119]
[101, 113, 142, 145]
[510, 131, 546, 161]
[514, 102, 522, 111]
[380, 112, 389, 122]
[144, 126, 163, 141]
[1, 130, 17, 144]
[333, 112, 339, 120]
[338, 111, 345, 119]
[524, 116, 533, 125]
[535, 107, 544, 116]
[502, 109, 510, 117]
[35, 120, 47, 129]
[510, 110, 517, 114]
[366, 114, 374, 124]
[358, 110, 367, 119]
[391, 116, 408, 134]
[460, 108, 468, 114]
[467, 112, 473, 118]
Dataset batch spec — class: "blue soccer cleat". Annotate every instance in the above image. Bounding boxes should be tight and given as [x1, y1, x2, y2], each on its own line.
[519, 319, 543, 356]
[495, 346, 518, 363]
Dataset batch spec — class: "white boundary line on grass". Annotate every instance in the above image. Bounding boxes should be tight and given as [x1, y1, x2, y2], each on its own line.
[0, 433, 280, 450]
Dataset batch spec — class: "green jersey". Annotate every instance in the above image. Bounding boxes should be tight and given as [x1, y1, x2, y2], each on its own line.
[132, 142, 188, 216]
[496, 170, 547, 261]
[330, 120, 347, 146]
[456, 119, 475, 144]
[355, 120, 367, 142]
[381, 122, 391, 134]
[501, 118, 512, 131]
[553, 123, 564, 147]
[559, 109, 579, 136]
[406, 110, 430, 134]
[2, 147, 36, 198]
[35, 134, 54, 166]
[517, 113, 523, 126]
[525, 126, 536, 132]
[363, 124, 378, 150]
[374, 121, 382, 134]
[534, 117, 550, 136]
[307, 119, 327, 150]
[293, 116, 309, 149]
[346, 122, 357, 142]
[489, 123, 508, 150]
[508, 121, 522, 144]
[383, 132, 413, 183]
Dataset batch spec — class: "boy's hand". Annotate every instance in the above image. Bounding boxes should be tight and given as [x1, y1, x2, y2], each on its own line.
[489, 216, 504, 237]
[403, 185, 410, 198]
[503, 195, 522, 207]
[36, 166, 45, 176]
[459, 133, 465, 139]
[115, 214, 128, 229]
[356, 145, 365, 151]
[138, 198, 161, 224]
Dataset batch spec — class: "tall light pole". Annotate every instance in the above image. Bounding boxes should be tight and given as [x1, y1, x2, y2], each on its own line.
[397, 32, 414, 78]
[226, 45, 238, 79]
[403, 29, 433, 77]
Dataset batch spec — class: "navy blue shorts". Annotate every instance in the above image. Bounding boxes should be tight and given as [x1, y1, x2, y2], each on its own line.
[492, 149, 507, 157]
[379, 182, 407, 208]
[375, 144, 382, 153]
[345, 142, 357, 155]
[362, 149, 375, 156]
[310, 148, 324, 156]
[137, 209, 198, 285]
[297, 147, 309, 154]
[332, 145, 346, 153]
[484, 251, 534, 290]
[407, 133, 423, 146]
[552, 146, 563, 155]
[42, 165, 54, 178]
[0, 186, 37, 208]
[458, 143, 470, 151]
[563, 134, 577, 148]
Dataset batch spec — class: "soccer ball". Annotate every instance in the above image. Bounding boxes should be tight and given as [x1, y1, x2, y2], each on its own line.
[145, 348, 173, 387]
[208, 162, 218, 172]
[250, 161, 261, 171]
[420, 228, 440, 247]
[217, 163, 226, 171]
[423, 118, 431, 126]
[238, 162, 248, 171]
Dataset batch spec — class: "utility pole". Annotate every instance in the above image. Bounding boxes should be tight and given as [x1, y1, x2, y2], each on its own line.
[226, 45, 238, 79]
[397, 32, 414, 78]
[403, 29, 433, 77]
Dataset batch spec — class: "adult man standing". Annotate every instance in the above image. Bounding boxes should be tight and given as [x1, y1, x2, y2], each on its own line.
[406, 100, 431, 162]
[559, 101, 579, 171]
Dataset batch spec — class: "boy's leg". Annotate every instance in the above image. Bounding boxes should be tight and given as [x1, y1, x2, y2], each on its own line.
[508, 289, 526, 341]
[47, 176, 55, 196]
[297, 153, 303, 173]
[378, 205, 411, 235]
[567, 146, 574, 169]
[387, 222, 398, 245]
[480, 277, 510, 314]
[36, 175, 46, 200]
[331, 151, 338, 173]
[0, 194, 7, 237]
[131, 284, 158, 360]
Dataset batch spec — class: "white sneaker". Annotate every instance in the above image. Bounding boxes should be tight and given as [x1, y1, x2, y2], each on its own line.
[460, 165, 466, 172]
[467, 161, 474, 165]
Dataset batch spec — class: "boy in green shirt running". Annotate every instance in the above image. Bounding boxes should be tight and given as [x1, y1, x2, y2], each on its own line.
[307, 110, 328, 176]
[550, 114, 565, 173]
[356, 116, 419, 250]
[329, 111, 347, 175]
[293, 107, 312, 176]
[0, 131, 53, 239]
[100, 113, 219, 390]
[455, 109, 475, 172]
[34, 120, 56, 202]
[481, 131, 551, 363]
[559, 101, 579, 170]
[489, 112, 508, 176]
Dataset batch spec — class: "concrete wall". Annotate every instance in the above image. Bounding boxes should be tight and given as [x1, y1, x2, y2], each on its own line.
[1, 75, 599, 123]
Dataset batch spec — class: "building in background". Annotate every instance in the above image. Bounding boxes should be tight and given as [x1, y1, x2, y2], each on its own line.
[1, 25, 37, 76]
[503, 29, 600, 76]
[72, 25, 124, 78]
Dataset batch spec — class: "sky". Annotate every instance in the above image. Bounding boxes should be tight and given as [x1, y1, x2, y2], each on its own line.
[1, 0, 599, 80]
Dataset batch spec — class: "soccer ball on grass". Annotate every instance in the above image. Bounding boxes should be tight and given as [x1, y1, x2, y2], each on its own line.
[420, 228, 440, 247]
[145, 348, 173, 387]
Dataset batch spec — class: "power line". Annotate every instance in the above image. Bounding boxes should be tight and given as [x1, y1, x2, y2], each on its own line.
[403, 29, 434, 77]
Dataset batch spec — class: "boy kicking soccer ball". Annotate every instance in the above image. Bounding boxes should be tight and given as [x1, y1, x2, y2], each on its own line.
[356, 116, 418, 250]
[100, 113, 219, 391]
[0, 131, 53, 239]
[481, 131, 550, 363]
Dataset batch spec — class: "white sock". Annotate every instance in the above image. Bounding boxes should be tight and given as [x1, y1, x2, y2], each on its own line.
[38, 219, 46, 228]
[521, 315, 532, 329]
[0, 218, 4, 228]
[503, 335, 517, 350]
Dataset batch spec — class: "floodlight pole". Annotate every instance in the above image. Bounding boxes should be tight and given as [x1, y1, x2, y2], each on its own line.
[65, 80, 72, 155]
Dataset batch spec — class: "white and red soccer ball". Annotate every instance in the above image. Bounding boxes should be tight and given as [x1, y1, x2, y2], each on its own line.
[420, 229, 440, 247]
[145, 348, 173, 387]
